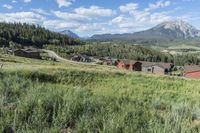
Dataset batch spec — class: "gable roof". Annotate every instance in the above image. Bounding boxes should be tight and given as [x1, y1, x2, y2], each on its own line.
[141, 61, 173, 69]
[155, 63, 173, 69]
[141, 61, 155, 67]
[10, 48, 39, 53]
[184, 65, 200, 73]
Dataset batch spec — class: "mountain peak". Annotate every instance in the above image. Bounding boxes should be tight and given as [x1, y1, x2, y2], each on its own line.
[152, 20, 199, 38]
[60, 30, 79, 39]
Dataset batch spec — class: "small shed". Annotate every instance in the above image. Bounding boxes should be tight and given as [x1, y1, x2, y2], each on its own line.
[184, 65, 200, 79]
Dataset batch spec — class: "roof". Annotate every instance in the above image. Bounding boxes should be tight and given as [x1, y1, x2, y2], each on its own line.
[141, 61, 155, 67]
[184, 65, 200, 73]
[10, 48, 39, 53]
[155, 63, 173, 69]
[119, 59, 141, 65]
[141, 61, 173, 69]
[72, 54, 91, 59]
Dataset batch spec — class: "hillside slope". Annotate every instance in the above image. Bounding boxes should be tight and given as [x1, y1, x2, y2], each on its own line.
[0, 22, 83, 48]
[1, 54, 200, 132]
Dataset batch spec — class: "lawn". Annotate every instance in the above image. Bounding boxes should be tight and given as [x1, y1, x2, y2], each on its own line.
[1, 54, 200, 132]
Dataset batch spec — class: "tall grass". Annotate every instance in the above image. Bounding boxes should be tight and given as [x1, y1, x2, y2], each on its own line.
[1, 69, 200, 132]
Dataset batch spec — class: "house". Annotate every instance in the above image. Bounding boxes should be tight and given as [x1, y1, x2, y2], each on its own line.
[184, 65, 200, 79]
[99, 57, 117, 66]
[117, 60, 142, 71]
[8, 48, 41, 59]
[142, 62, 174, 75]
[71, 54, 92, 62]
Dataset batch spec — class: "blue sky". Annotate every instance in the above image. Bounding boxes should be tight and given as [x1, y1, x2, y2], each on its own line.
[0, 0, 199, 36]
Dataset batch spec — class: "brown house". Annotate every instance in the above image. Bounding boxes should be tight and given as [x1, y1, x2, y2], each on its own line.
[117, 60, 142, 71]
[184, 65, 200, 79]
[142, 62, 173, 75]
[8, 48, 41, 59]
[71, 54, 92, 62]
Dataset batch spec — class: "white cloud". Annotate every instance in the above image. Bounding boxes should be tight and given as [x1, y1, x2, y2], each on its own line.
[75, 23, 105, 33]
[52, 6, 115, 24]
[150, 12, 172, 24]
[146, 0, 171, 11]
[110, 2, 173, 33]
[2, 4, 13, 10]
[74, 6, 116, 17]
[43, 20, 80, 30]
[56, 0, 72, 8]
[49, 6, 115, 36]
[119, 3, 138, 13]
[24, 0, 31, 3]
[53, 11, 89, 21]
[0, 12, 45, 24]
[31, 8, 50, 16]
[12, 0, 17, 3]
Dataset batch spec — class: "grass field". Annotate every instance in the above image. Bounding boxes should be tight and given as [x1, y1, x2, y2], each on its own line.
[1, 54, 200, 132]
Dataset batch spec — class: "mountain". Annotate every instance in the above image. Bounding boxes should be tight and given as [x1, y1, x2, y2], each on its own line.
[60, 30, 79, 39]
[90, 20, 200, 42]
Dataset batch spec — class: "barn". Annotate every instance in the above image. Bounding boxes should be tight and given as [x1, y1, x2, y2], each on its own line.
[184, 65, 200, 79]
[117, 60, 142, 71]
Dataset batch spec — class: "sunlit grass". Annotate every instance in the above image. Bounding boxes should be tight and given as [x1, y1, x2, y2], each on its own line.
[1, 54, 200, 132]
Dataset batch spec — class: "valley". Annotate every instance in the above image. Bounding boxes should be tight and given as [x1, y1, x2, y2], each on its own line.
[1, 21, 200, 132]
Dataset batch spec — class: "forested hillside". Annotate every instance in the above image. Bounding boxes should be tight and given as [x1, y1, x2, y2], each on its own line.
[45, 43, 173, 62]
[0, 22, 83, 48]
[45, 43, 200, 65]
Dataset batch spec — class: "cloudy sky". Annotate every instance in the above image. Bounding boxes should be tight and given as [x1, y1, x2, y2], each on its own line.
[0, 0, 199, 37]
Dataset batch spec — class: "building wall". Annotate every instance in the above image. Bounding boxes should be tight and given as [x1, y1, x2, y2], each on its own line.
[14, 50, 40, 59]
[117, 62, 126, 69]
[153, 65, 165, 75]
[133, 62, 142, 71]
[184, 71, 200, 79]
[142, 65, 165, 75]
[142, 66, 153, 73]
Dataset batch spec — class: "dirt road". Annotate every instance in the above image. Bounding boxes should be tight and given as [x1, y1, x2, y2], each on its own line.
[42, 49, 98, 65]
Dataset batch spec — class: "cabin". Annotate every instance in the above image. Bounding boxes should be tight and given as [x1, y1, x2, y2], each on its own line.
[184, 65, 200, 79]
[142, 62, 173, 75]
[117, 60, 142, 71]
[8, 48, 41, 59]
[71, 54, 92, 62]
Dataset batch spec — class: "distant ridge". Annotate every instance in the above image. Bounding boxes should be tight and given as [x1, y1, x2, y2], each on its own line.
[60, 30, 80, 39]
[90, 20, 200, 42]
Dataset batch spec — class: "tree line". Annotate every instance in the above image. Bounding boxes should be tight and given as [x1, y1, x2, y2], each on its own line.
[0, 22, 83, 48]
[44, 42, 200, 65]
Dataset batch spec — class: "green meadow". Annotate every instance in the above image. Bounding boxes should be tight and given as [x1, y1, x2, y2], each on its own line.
[1, 54, 200, 133]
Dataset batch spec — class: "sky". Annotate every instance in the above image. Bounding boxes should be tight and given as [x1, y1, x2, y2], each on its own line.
[0, 0, 200, 37]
